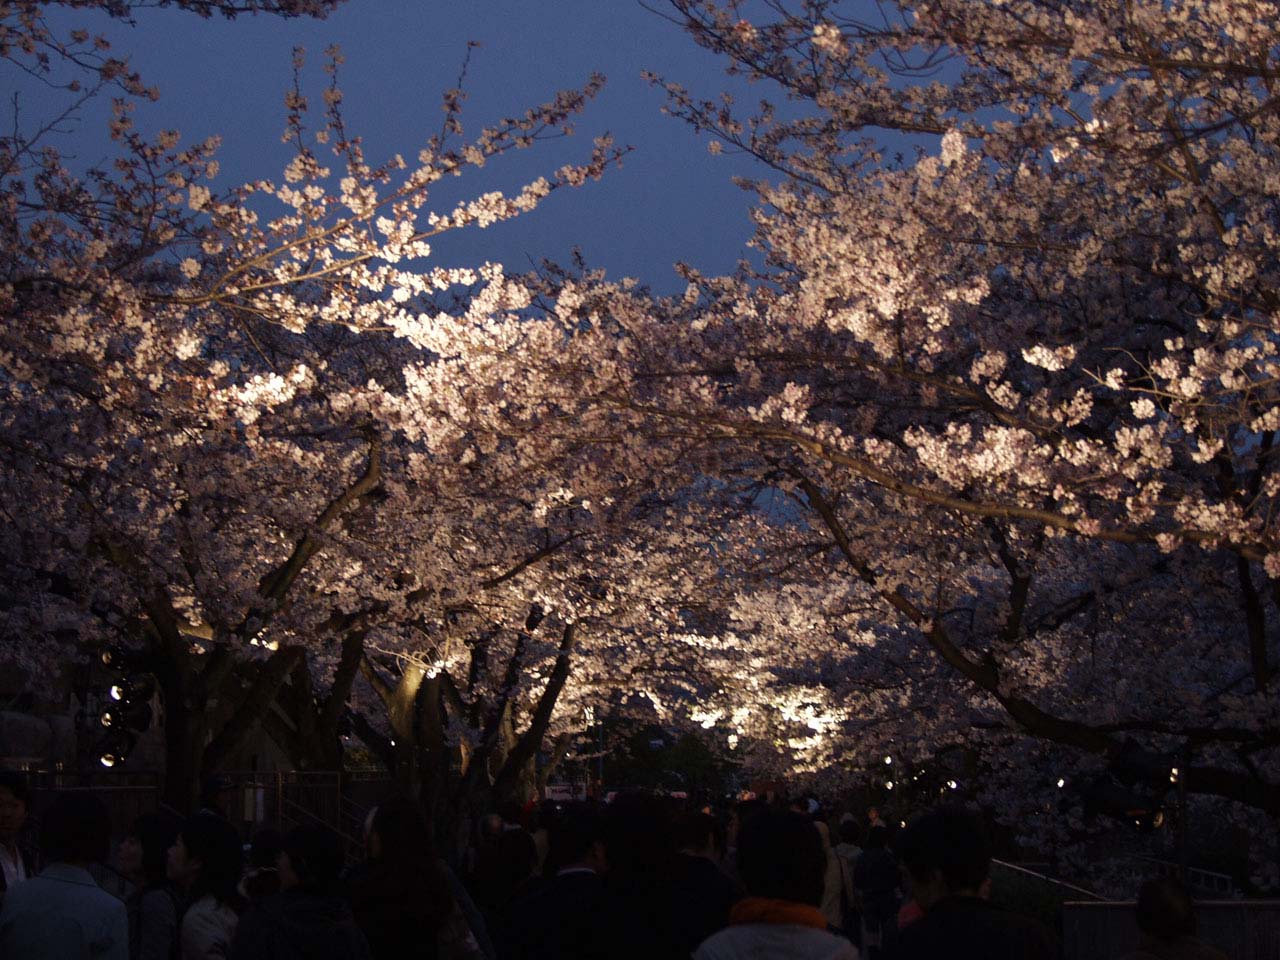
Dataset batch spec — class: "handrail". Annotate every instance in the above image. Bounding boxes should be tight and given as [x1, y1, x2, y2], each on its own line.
[990, 858, 1106, 901]
[1128, 856, 1237, 895]
[279, 795, 361, 848]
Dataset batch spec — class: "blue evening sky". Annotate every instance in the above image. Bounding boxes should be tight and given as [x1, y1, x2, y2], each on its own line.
[12, 1, 798, 292]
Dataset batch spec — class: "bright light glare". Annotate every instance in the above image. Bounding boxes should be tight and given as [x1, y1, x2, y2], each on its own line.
[1056, 778, 1066, 788]
[109, 685, 124, 701]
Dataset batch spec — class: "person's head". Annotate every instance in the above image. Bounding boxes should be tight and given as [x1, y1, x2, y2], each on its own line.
[728, 797, 767, 847]
[867, 805, 880, 823]
[895, 806, 992, 910]
[676, 811, 724, 860]
[0, 771, 29, 845]
[496, 800, 524, 828]
[199, 776, 232, 814]
[735, 809, 826, 907]
[167, 813, 243, 907]
[278, 825, 344, 895]
[248, 827, 285, 871]
[118, 811, 178, 885]
[479, 813, 504, 841]
[40, 792, 112, 865]
[604, 792, 674, 876]
[548, 804, 607, 874]
[838, 818, 863, 847]
[1136, 877, 1197, 940]
[368, 795, 435, 867]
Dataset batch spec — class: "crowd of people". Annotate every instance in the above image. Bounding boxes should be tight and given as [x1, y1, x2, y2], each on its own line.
[0, 770, 1232, 960]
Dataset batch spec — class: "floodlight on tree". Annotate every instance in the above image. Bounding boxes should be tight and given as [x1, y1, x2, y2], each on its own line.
[98, 730, 137, 768]
[107, 677, 155, 704]
[100, 702, 153, 731]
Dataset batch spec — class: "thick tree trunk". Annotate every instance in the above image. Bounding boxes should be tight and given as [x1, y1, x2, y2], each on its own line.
[161, 693, 206, 811]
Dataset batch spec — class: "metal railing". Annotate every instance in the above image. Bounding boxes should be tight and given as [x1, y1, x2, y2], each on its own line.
[1128, 855, 1239, 899]
[1063, 900, 1280, 960]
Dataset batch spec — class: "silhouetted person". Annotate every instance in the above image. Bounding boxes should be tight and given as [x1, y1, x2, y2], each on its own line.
[470, 817, 536, 909]
[168, 813, 244, 960]
[238, 828, 284, 905]
[0, 791, 128, 959]
[603, 792, 685, 959]
[198, 777, 234, 820]
[853, 826, 900, 957]
[345, 796, 482, 960]
[890, 806, 1059, 960]
[0, 771, 34, 905]
[230, 824, 370, 960]
[666, 811, 742, 955]
[118, 812, 181, 960]
[469, 823, 538, 951]
[694, 808, 857, 959]
[1119, 878, 1228, 960]
[505, 804, 616, 960]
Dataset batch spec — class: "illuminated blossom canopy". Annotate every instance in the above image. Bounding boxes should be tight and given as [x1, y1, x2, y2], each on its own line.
[2, 0, 1279, 887]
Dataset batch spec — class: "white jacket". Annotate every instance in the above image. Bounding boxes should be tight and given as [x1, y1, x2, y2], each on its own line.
[180, 893, 237, 960]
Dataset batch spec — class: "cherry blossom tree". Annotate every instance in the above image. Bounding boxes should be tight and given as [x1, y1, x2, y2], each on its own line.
[0, 0, 624, 806]
[532, 0, 1280, 871]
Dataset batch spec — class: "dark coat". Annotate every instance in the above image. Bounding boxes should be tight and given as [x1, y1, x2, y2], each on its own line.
[664, 854, 741, 956]
[345, 860, 450, 960]
[504, 870, 618, 960]
[229, 888, 371, 960]
[890, 895, 1061, 960]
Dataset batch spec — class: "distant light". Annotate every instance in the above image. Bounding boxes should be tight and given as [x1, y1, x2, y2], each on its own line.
[100, 712, 114, 728]
[899, 820, 906, 828]
[109, 685, 124, 701]
[389, 739, 396, 747]
[946, 780, 958, 790]
[884, 756, 893, 765]
[1169, 767, 1179, 784]
[1057, 778, 1066, 788]
[885, 780, 894, 790]
[99, 754, 117, 768]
